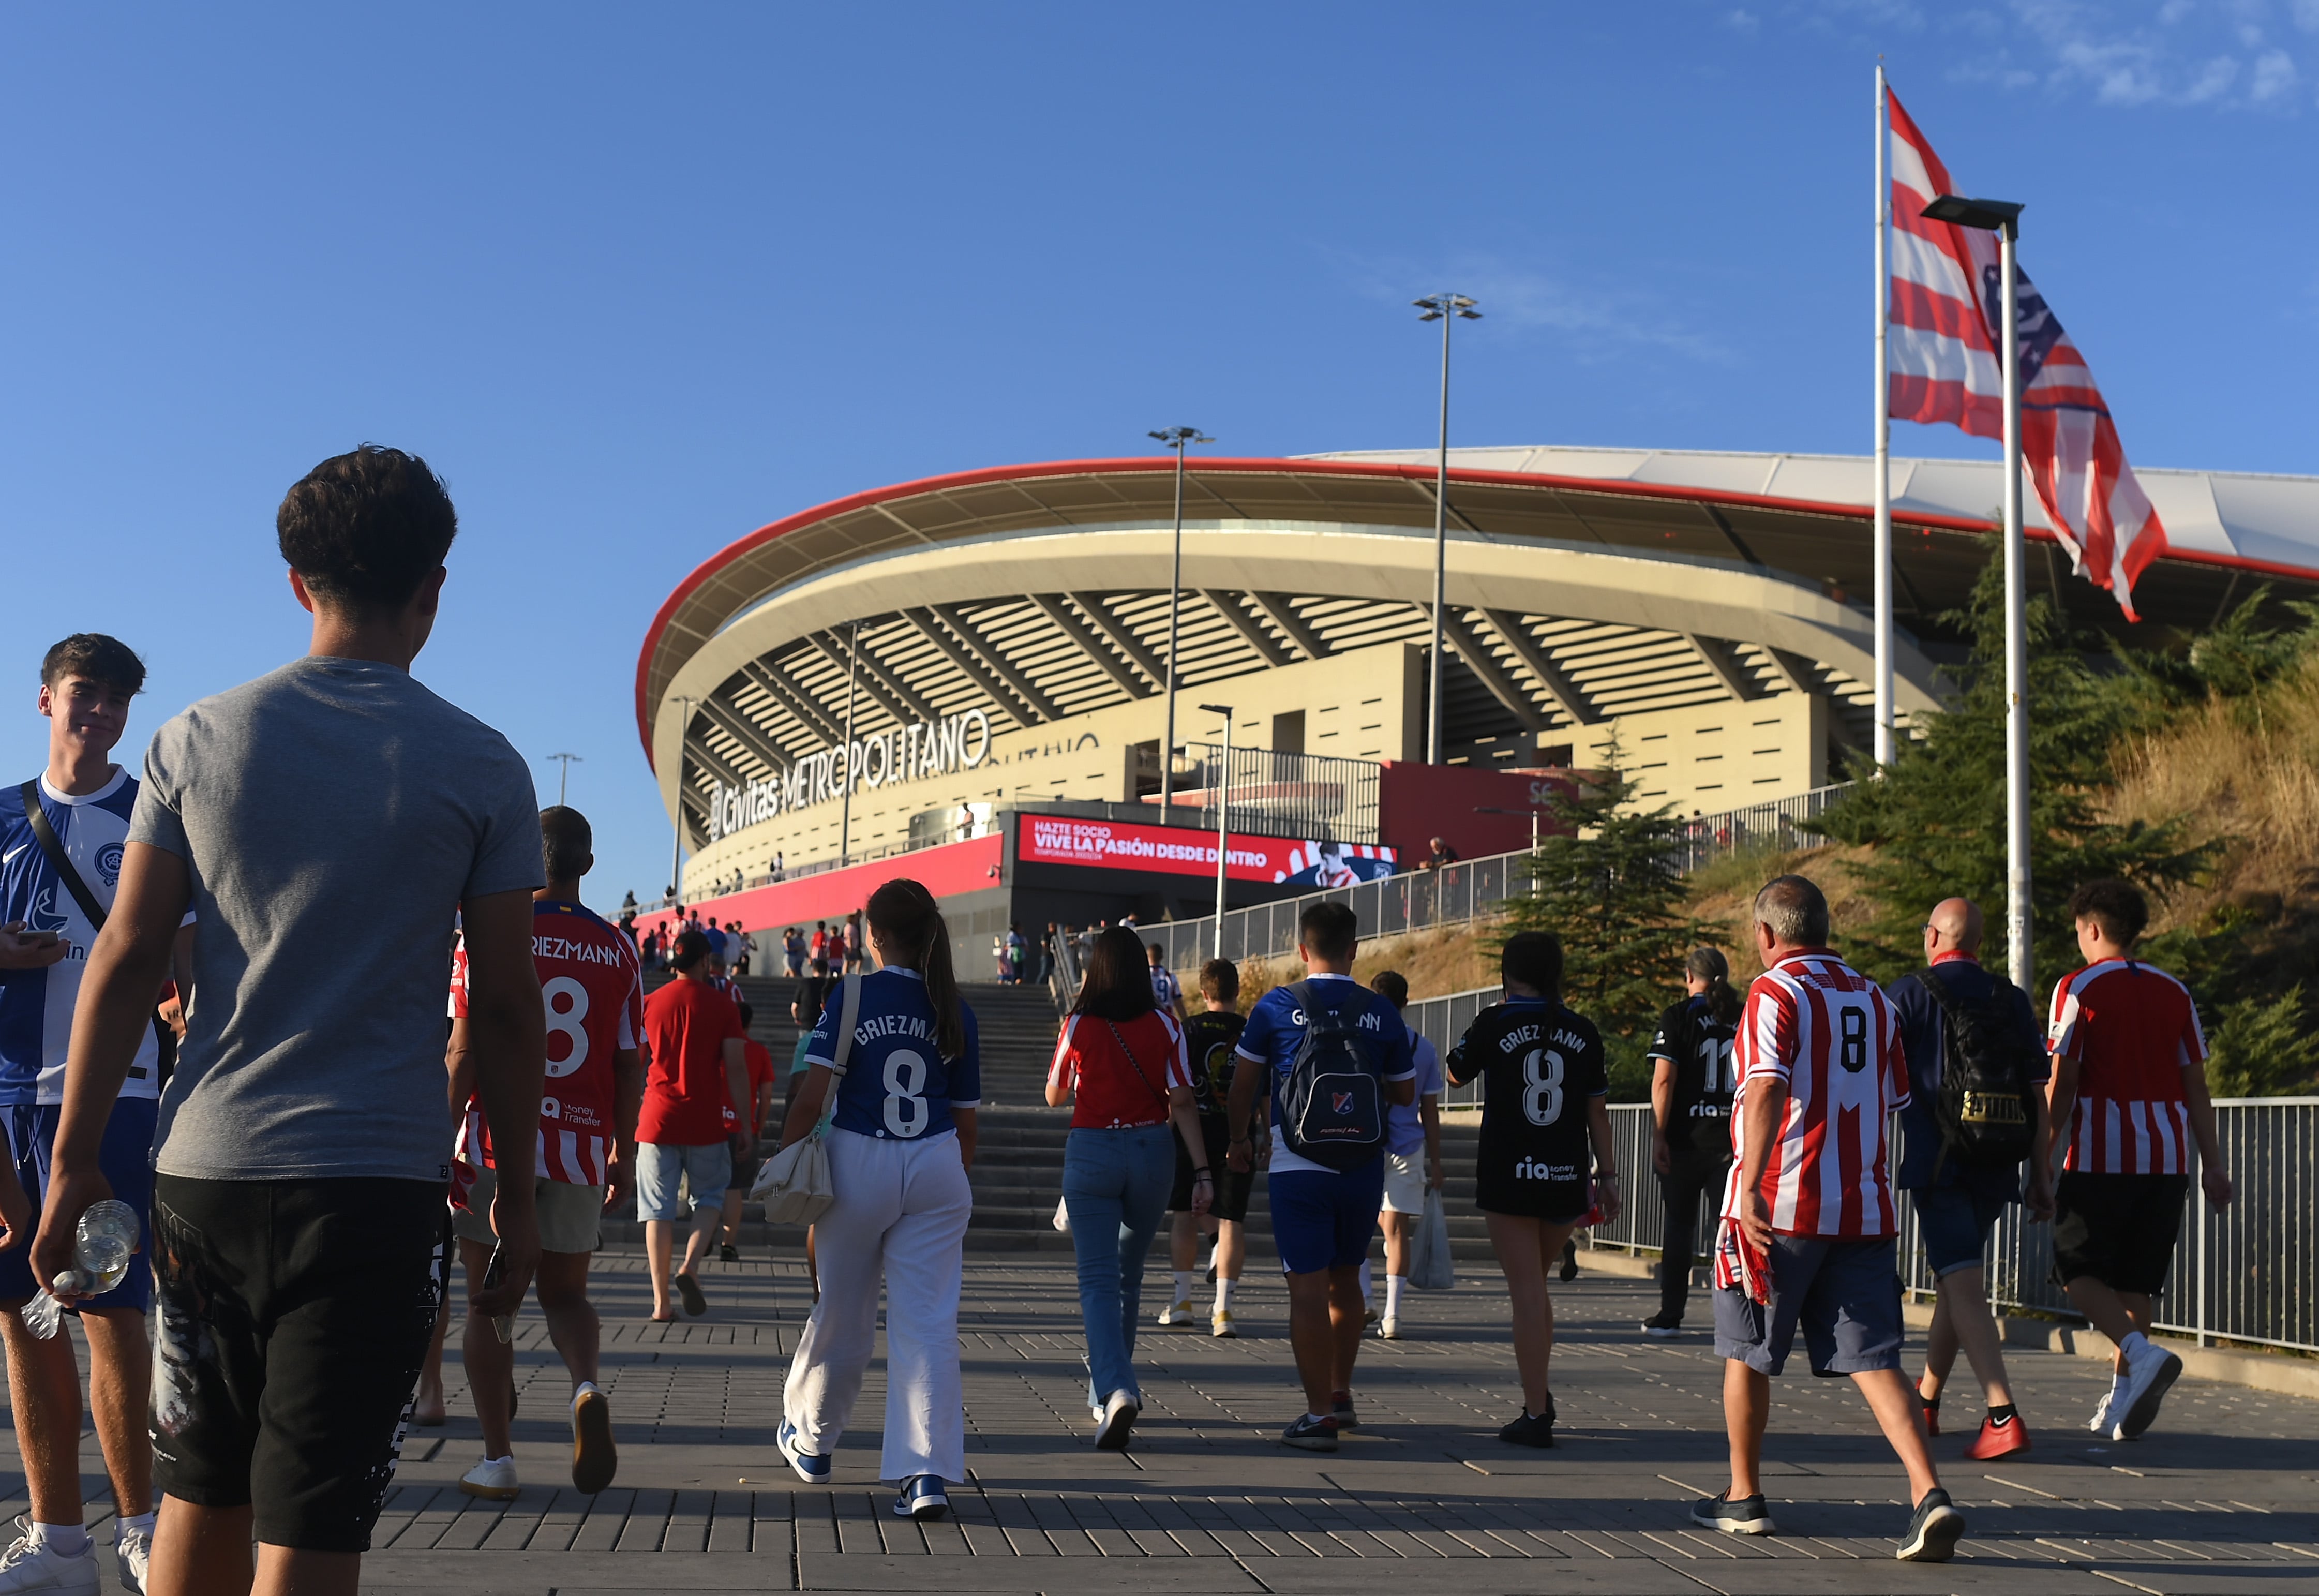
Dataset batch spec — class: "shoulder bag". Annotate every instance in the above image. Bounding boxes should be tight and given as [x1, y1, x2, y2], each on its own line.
[751, 971, 858, 1224]
[18, 782, 173, 1085]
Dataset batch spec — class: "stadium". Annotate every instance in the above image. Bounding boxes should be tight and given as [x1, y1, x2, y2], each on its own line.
[635, 445, 2319, 952]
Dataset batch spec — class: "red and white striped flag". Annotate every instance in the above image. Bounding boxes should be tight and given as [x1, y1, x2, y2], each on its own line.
[1886, 87, 2166, 619]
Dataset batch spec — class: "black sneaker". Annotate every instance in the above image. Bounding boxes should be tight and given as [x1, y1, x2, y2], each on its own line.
[1559, 1241, 1580, 1282]
[1281, 1413, 1339, 1452]
[1497, 1410, 1554, 1448]
[1896, 1487, 1965, 1562]
[1330, 1391, 1358, 1431]
[718, 1243, 740, 1263]
[1640, 1314, 1682, 1338]
[1692, 1491, 1777, 1535]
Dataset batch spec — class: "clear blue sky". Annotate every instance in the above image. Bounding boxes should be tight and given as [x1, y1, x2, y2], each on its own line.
[5, 2, 2311, 909]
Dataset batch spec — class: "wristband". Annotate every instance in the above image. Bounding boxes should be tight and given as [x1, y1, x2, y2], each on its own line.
[1193, 1169, 1214, 1180]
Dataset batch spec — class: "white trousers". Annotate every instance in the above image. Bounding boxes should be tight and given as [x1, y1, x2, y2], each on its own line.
[782, 1126, 973, 1484]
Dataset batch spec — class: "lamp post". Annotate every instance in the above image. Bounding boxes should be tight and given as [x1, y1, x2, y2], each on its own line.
[1473, 804, 1539, 854]
[1413, 293, 1481, 766]
[1923, 192, 2030, 992]
[1199, 702, 1234, 959]
[668, 696, 696, 906]
[1150, 427, 1212, 819]
[546, 752, 582, 807]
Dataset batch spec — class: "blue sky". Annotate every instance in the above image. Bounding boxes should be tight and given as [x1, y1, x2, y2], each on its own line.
[5, 1, 2312, 909]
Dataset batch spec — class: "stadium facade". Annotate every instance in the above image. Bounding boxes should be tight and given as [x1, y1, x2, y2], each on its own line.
[636, 446, 2319, 945]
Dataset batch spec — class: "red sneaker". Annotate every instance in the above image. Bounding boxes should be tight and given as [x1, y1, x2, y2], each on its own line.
[1964, 1414, 2032, 1460]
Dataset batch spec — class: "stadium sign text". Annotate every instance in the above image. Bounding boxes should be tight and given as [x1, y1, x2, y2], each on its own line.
[705, 709, 991, 841]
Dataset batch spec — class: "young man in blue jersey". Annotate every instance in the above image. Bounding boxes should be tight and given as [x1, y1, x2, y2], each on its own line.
[0, 633, 194, 1594]
[1224, 902, 1416, 1451]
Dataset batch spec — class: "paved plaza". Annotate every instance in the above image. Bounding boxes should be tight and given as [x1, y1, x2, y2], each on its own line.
[35, 1245, 2319, 1595]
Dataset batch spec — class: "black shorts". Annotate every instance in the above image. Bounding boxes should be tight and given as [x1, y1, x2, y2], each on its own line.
[2050, 1171, 2189, 1296]
[149, 1174, 450, 1553]
[1169, 1118, 1250, 1223]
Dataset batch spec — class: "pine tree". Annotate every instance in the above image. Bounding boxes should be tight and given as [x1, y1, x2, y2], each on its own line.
[1497, 752, 1724, 1066]
[1814, 555, 2211, 985]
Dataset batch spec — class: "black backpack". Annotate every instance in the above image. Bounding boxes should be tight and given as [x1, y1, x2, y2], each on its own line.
[1917, 964, 2040, 1173]
[1276, 980, 1386, 1171]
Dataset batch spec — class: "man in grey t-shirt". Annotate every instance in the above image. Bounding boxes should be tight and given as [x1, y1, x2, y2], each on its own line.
[36, 446, 549, 1593]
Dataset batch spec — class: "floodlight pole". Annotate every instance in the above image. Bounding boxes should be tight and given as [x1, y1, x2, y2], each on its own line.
[1414, 294, 1478, 766]
[668, 696, 696, 904]
[1150, 427, 1209, 817]
[1201, 703, 1234, 959]
[1999, 220, 2031, 995]
[837, 619, 861, 869]
[547, 752, 582, 807]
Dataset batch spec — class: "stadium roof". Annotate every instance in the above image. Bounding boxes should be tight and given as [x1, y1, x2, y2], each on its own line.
[1313, 445, 2319, 581]
[637, 449, 2319, 771]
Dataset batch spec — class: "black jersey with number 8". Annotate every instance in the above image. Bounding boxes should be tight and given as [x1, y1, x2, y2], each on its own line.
[1446, 997, 1609, 1219]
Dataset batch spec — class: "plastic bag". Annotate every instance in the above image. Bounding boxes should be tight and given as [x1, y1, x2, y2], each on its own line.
[1052, 1196, 1071, 1233]
[1409, 1186, 1455, 1291]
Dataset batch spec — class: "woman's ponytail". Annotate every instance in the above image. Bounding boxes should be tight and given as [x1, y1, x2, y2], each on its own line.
[867, 877, 966, 1060]
[1688, 945, 1741, 1025]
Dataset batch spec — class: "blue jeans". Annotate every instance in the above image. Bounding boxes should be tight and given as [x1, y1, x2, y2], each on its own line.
[1062, 1124, 1176, 1406]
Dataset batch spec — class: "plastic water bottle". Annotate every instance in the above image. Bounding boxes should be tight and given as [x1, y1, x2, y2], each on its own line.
[22, 1200, 140, 1340]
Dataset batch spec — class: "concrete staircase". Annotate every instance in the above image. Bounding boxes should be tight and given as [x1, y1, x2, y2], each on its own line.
[631, 969, 1510, 1266]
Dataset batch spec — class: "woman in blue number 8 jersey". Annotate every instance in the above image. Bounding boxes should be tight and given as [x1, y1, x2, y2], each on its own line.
[773, 878, 980, 1523]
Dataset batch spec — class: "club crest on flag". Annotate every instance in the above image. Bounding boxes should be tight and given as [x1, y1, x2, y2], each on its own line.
[1884, 84, 2167, 619]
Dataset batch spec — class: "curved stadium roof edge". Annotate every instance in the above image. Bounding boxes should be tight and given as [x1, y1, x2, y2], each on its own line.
[637, 447, 2319, 769]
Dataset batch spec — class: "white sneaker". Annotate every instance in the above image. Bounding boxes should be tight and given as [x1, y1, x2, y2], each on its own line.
[1379, 1313, 1401, 1340]
[2113, 1339, 2184, 1441]
[1211, 1309, 1238, 1339]
[1156, 1299, 1193, 1327]
[459, 1455, 521, 1501]
[0, 1520, 99, 1595]
[111, 1523, 147, 1596]
[2088, 1382, 2123, 1434]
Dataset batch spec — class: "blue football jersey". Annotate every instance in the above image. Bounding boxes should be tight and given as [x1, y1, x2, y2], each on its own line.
[804, 967, 981, 1141]
[0, 769, 169, 1105]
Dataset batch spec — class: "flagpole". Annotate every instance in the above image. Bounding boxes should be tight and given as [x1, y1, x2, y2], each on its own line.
[2000, 218, 2032, 996]
[1872, 63, 1895, 767]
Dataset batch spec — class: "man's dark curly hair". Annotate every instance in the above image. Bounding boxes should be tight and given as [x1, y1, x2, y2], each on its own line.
[277, 444, 458, 614]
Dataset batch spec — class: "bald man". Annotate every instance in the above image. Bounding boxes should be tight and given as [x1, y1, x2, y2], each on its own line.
[1884, 898, 2053, 1460]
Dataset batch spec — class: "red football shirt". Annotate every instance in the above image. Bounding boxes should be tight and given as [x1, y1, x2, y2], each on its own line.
[2048, 959, 2206, 1175]
[448, 900, 642, 1186]
[639, 975, 747, 1146]
[1048, 1010, 1192, 1129]
[1718, 949, 1910, 1250]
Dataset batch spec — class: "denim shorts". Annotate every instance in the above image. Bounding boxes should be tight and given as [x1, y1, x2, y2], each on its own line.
[1714, 1234, 1904, 1377]
[1908, 1171, 2015, 1279]
[636, 1141, 731, 1223]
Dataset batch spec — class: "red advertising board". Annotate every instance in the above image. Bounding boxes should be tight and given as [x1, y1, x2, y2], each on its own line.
[1018, 814, 1395, 887]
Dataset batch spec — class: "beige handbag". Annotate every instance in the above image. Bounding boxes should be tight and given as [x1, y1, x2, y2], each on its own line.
[750, 973, 857, 1225]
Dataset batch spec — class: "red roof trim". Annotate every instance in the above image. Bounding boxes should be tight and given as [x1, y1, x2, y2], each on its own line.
[635, 455, 2310, 765]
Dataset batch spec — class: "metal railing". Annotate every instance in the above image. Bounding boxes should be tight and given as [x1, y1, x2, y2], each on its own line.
[1143, 785, 1852, 974]
[1664, 783, 1853, 875]
[1565, 1097, 2317, 1356]
[1045, 927, 1084, 1017]
[1158, 743, 1382, 845]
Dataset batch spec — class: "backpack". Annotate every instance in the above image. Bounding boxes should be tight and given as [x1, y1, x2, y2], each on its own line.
[1276, 980, 1386, 1171]
[1917, 964, 2041, 1173]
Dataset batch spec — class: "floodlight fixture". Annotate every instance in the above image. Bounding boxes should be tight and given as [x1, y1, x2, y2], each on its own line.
[1413, 291, 1482, 764]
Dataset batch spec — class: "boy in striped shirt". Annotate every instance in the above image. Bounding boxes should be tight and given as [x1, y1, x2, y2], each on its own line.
[1697, 876, 1963, 1563]
[2045, 878, 2233, 1443]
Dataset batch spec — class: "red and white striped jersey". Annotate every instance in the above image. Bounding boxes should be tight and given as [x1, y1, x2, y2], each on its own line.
[2047, 959, 2205, 1175]
[451, 899, 644, 1187]
[1718, 949, 1910, 1244]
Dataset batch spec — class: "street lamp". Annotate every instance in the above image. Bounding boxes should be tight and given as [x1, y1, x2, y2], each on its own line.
[1150, 427, 1213, 819]
[1414, 294, 1480, 767]
[1923, 192, 2032, 993]
[545, 752, 582, 807]
[668, 696, 696, 906]
[1198, 702, 1234, 958]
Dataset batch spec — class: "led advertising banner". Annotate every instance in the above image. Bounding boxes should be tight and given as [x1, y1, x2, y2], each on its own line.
[1019, 815, 1396, 887]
